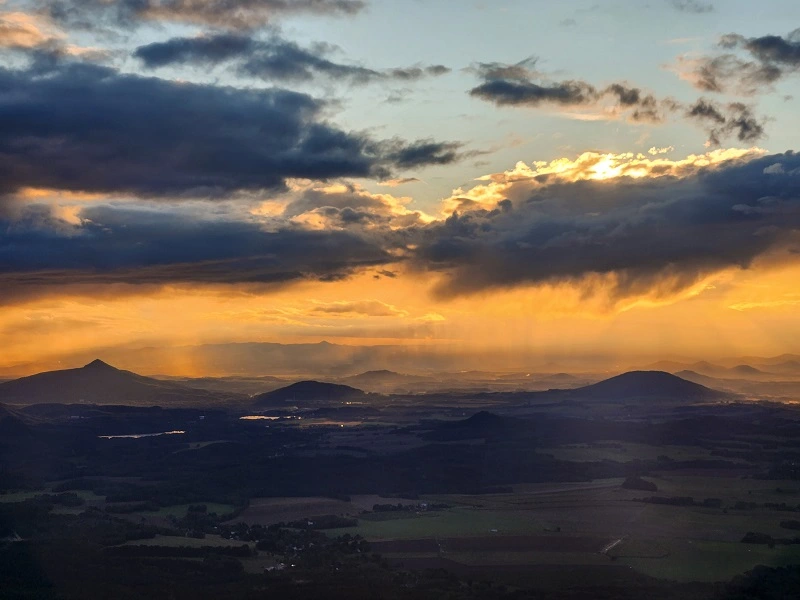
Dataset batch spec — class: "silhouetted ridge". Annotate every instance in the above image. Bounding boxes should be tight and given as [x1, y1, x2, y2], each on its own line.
[460, 410, 508, 428]
[253, 380, 367, 407]
[674, 370, 719, 386]
[777, 360, 800, 370]
[543, 373, 580, 381]
[570, 370, 726, 401]
[731, 364, 763, 374]
[83, 359, 117, 371]
[0, 360, 227, 406]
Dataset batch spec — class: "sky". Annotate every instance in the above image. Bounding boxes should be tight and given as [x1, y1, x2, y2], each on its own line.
[1, 0, 800, 374]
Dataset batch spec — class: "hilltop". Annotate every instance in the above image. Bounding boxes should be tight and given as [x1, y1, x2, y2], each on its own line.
[566, 370, 728, 402]
[0, 360, 236, 407]
[253, 380, 369, 407]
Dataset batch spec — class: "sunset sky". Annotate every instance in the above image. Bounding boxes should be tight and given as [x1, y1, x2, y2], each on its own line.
[1, 0, 800, 374]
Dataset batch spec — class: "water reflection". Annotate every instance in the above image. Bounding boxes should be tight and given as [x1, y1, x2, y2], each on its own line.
[98, 430, 186, 439]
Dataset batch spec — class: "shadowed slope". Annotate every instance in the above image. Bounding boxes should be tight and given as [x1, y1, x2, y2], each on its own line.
[0, 360, 234, 406]
[567, 370, 728, 401]
[253, 380, 368, 407]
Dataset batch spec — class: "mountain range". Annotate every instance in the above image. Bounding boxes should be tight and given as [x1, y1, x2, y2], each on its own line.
[6, 339, 799, 381]
[0, 361, 734, 410]
[637, 357, 800, 380]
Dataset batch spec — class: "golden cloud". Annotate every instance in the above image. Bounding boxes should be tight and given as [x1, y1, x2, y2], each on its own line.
[441, 147, 766, 215]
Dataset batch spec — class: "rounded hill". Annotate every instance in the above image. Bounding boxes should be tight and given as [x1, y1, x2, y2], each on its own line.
[253, 380, 368, 407]
[569, 370, 728, 401]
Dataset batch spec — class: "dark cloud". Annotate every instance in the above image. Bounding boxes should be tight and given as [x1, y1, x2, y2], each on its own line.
[384, 140, 465, 169]
[134, 32, 258, 68]
[685, 99, 765, 145]
[604, 83, 644, 106]
[0, 59, 465, 199]
[469, 59, 766, 143]
[468, 62, 664, 120]
[41, 0, 365, 30]
[670, 0, 714, 13]
[0, 204, 396, 300]
[413, 152, 800, 300]
[604, 83, 662, 122]
[134, 33, 450, 84]
[470, 78, 598, 107]
[686, 98, 726, 123]
[725, 30, 800, 66]
[681, 30, 800, 95]
[3, 153, 800, 305]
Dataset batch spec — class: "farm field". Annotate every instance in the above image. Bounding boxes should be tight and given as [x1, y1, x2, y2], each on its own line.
[138, 502, 236, 518]
[616, 539, 800, 582]
[332, 507, 548, 539]
[325, 474, 800, 583]
[120, 534, 239, 547]
[232, 496, 355, 525]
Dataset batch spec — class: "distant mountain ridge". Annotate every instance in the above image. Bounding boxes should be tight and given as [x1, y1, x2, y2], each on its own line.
[0, 360, 237, 406]
[5, 341, 800, 381]
[637, 358, 800, 380]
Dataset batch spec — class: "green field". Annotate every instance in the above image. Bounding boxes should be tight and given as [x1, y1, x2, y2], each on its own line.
[324, 476, 800, 583]
[617, 539, 800, 582]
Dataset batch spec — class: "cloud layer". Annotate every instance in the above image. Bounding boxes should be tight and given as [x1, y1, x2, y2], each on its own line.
[413, 151, 800, 302]
[0, 203, 396, 303]
[3, 150, 799, 309]
[677, 29, 800, 95]
[134, 32, 451, 84]
[0, 59, 464, 200]
[469, 58, 767, 145]
[40, 0, 366, 29]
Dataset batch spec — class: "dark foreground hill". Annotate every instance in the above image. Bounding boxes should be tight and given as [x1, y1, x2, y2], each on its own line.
[566, 370, 728, 402]
[0, 360, 235, 406]
[425, 411, 525, 441]
[253, 380, 369, 407]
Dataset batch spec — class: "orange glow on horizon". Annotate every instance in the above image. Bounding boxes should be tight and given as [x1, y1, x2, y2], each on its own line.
[2, 148, 797, 375]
